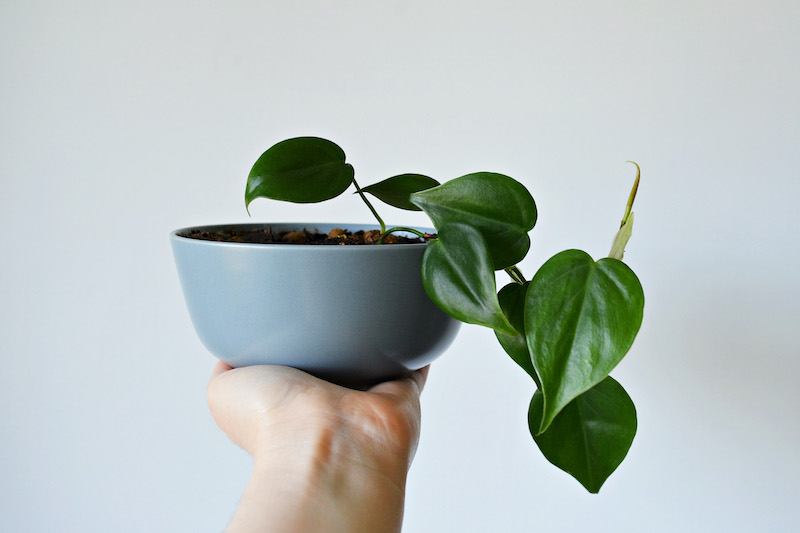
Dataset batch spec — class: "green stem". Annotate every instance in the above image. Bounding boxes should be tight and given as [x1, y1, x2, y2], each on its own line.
[384, 227, 427, 239]
[505, 265, 527, 285]
[352, 177, 386, 234]
[620, 161, 640, 228]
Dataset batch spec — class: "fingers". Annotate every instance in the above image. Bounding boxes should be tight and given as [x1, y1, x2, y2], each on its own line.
[410, 365, 430, 392]
[210, 360, 234, 380]
[369, 365, 430, 403]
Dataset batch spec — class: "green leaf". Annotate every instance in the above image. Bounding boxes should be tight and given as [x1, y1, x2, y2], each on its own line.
[528, 376, 637, 493]
[495, 282, 540, 385]
[525, 250, 644, 433]
[245, 137, 355, 209]
[421, 223, 515, 334]
[410, 172, 537, 270]
[361, 174, 440, 211]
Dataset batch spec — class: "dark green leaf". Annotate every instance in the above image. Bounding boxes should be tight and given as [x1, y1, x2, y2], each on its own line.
[245, 137, 355, 209]
[421, 223, 515, 334]
[528, 376, 637, 493]
[525, 250, 644, 433]
[410, 172, 537, 270]
[361, 174, 440, 211]
[495, 282, 540, 385]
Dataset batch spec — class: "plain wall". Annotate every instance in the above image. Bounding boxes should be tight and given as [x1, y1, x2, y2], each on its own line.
[1, 1, 798, 531]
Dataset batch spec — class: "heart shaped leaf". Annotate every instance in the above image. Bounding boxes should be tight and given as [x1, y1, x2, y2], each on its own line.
[410, 172, 537, 270]
[528, 376, 637, 493]
[245, 137, 355, 209]
[421, 223, 515, 334]
[361, 174, 440, 211]
[525, 250, 644, 433]
[495, 282, 540, 385]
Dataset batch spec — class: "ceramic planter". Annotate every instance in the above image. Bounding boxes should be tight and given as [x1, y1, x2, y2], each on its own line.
[171, 223, 460, 388]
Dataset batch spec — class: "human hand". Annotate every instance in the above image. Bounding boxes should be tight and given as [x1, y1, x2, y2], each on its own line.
[207, 363, 429, 533]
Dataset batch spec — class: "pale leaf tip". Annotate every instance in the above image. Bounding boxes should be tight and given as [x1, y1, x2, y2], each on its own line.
[609, 212, 634, 260]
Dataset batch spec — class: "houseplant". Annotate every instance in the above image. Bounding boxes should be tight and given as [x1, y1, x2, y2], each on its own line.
[172, 136, 644, 493]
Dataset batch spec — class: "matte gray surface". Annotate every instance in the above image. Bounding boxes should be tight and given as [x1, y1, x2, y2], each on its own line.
[171, 223, 460, 387]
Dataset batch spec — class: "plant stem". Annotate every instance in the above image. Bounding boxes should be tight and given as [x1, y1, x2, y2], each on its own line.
[608, 162, 641, 260]
[352, 177, 386, 234]
[620, 161, 640, 228]
[505, 265, 527, 285]
[384, 227, 427, 239]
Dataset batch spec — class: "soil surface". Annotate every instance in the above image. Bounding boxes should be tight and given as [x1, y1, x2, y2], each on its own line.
[184, 227, 432, 245]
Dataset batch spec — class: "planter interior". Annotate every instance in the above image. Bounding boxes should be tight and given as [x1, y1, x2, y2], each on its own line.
[171, 223, 460, 388]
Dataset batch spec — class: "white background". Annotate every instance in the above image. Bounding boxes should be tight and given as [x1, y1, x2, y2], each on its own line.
[2, 1, 799, 531]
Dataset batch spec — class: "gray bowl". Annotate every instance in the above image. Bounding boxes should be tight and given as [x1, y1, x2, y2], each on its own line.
[171, 223, 460, 388]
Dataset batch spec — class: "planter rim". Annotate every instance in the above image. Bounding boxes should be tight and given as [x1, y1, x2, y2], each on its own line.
[170, 222, 434, 250]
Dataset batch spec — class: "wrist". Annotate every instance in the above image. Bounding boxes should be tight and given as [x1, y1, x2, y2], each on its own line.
[228, 418, 409, 533]
[252, 455, 406, 532]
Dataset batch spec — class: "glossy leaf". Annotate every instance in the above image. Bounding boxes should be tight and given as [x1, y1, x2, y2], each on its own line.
[495, 282, 540, 385]
[245, 137, 354, 209]
[525, 250, 644, 433]
[410, 172, 537, 270]
[361, 174, 440, 211]
[528, 376, 637, 493]
[421, 222, 515, 334]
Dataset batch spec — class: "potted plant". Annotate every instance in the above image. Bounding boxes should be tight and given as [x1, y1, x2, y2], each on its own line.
[171, 136, 644, 493]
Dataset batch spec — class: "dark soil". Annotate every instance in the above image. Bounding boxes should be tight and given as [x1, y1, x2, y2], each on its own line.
[184, 227, 433, 245]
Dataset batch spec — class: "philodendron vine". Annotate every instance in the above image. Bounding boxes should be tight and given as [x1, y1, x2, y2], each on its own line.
[245, 136, 644, 493]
